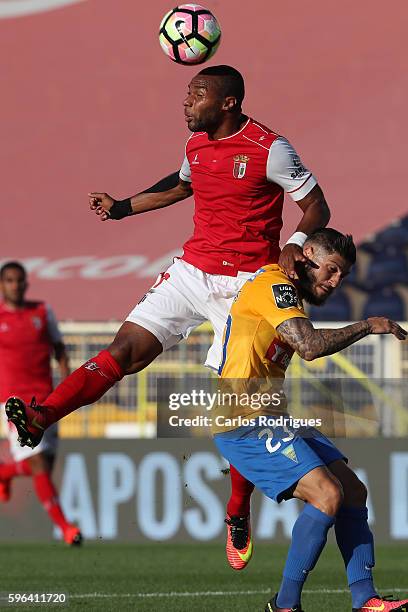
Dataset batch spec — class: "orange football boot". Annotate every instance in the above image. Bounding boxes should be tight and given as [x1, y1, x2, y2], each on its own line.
[225, 513, 253, 570]
[354, 596, 408, 612]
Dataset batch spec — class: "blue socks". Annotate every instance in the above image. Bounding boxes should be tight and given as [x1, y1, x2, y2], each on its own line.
[335, 506, 377, 609]
[277, 504, 335, 609]
[276, 504, 377, 609]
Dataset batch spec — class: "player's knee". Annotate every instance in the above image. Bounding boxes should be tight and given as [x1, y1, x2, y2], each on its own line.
[107, 335, 138, 372]
[338, 466, 368, 506]
[317, 479, 344, 516]
[108, 323, 162, 374]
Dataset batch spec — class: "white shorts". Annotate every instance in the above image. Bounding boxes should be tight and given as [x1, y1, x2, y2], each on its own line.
[1, 405, 58, 462]
[126, 258, 253, 370]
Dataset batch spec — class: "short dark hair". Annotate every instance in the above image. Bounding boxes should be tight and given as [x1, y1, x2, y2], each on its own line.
[0, 261, 27, 280]
[305, 228, 356, 264]
[198, 65, 245, 107]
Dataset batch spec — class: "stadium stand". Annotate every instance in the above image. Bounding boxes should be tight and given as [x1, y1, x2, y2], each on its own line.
[310, 215, 408, 321]
[309, 290, 352, 321]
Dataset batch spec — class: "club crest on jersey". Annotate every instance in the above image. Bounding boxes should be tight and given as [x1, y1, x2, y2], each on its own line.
[282, 444, 298, 463]
[233, 154, 250, 179]
[31, 316, 42, 330]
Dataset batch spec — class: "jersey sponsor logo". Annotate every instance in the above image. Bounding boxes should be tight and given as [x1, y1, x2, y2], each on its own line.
[272, 284, 299, 309]
[0, 0, 86, 19]
[265, 338, 293, 370]
[233, 154, 250, 179]
[222, 260, 234, 267]
[191, 154, 199, 165]
[290, 156, 307, 179]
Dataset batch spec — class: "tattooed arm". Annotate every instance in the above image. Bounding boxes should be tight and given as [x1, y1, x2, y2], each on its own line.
[277, 317, 407, 361]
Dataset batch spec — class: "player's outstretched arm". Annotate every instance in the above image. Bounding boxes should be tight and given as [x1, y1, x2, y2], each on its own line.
[277, 316, 407, 361]
[89, 172, 193, 221]
[279, 185, 331, 280]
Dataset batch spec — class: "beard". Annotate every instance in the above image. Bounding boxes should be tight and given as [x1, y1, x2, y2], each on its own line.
[187, 117, 204, 132]
[297, 263, 329, 306]
[187, 109, 221, 133]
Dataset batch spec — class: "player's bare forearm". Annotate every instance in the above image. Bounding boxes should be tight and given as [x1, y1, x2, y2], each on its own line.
[295, 185, 330, 234]
[278, 316, 407, 361]
[279, 185, 330, 279]
[54, 342, 70, 379]
[277, 317, 370, 361]
[57, 356, 70, 379]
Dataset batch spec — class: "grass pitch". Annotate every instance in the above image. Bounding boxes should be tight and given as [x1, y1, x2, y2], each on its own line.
[0, 542, 407, 611]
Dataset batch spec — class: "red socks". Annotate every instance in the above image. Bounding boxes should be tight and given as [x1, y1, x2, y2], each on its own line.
[227, 464, 255, 517]
[0, 462, 73, 533]
[33, 471, 71, 532]
[40, 350, 123, 427]
[0, 458, 32, 480]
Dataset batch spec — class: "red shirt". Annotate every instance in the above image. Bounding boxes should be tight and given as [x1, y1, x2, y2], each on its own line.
[179, 118, 316, 276]
[0, 301, 58, 403]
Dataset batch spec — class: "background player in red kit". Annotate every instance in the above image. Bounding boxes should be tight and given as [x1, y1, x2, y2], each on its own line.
[0, 262, 81, 546]
[6, 65, 329, 562]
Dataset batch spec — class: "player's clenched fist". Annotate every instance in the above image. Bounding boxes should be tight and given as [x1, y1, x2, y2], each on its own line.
[88, 192, 114, 221]
[366, 317, 407, 340]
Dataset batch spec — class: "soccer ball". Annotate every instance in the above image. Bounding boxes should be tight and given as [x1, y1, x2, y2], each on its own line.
[159, 4, 221, 65]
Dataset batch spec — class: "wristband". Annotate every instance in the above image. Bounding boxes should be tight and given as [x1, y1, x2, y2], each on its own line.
[108, 198, 132, 220]
[285, 231, 308, 248]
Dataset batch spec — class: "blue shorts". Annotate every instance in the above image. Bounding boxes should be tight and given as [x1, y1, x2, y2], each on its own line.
[214, 420, 346, 503]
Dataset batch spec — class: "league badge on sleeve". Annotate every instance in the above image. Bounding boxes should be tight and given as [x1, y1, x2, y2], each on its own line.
[272, 284, 299, 309]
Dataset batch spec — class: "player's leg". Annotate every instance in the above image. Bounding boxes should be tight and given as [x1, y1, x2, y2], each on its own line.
[270, 466, 343, 611]
[0, 410, 34, 500]
[330, 460, 408, 612]
[0, 457, 31, 501]
[1, 418, 82, 544]
[303, 433, 408, 611]
[5, 259, 206, 448]
[214, 425, 342, 611]
[0, 459, 31, 501]
[204, 270, 256, 568]
[329, 460, 377, 608]
[29, 451, 81, 546]
[224, 464, 255, 570]
[5, 323, 161, 448]
[42, 321, 163, 420]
